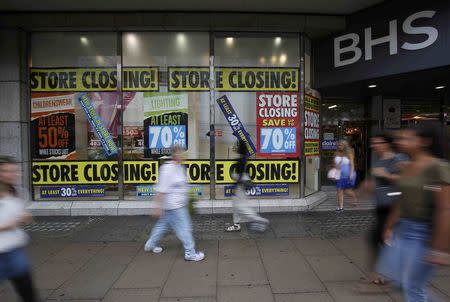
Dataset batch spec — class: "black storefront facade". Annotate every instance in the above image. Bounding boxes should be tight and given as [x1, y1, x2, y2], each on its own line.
[0, 0, 448, 215]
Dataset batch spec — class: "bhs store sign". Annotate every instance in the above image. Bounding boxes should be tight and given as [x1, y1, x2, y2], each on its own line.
[334, 10, 438, 67]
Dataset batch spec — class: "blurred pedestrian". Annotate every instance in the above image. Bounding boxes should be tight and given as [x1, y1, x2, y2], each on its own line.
[0, 156, 38, 302]
[377, 123, 450, 301]
[144, 145, 205, 262]
[225, 140, 269, 232]
[334, 140, 357, 212]
[363, 132, 407, 285]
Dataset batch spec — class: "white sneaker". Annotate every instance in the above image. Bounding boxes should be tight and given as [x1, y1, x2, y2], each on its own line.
[144, 241, 163, 253]
[184, 251, 205, 262]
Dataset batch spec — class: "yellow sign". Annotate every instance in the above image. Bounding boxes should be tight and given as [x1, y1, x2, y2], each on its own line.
[32, 161, 159, 185]
[123, 161, 159, 184]
[168, 67, 299, 91]
[32, 161, 119, 185]
[305, 141, 320, 156]
[30, 67, 159, 92]
[183, 160, 299, 184]
[168, 67, 210, 91]
[305, 94, 320, 112]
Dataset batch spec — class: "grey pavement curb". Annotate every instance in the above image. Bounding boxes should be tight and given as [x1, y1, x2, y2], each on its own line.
[26, 191, 328, 216]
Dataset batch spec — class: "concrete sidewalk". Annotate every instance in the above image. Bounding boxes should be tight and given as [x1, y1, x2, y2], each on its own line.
[1, 213, 449, 302]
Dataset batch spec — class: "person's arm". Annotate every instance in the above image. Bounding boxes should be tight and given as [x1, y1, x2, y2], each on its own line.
[349, 153, 355, 180]
[429, 184, 450, 265]
[0, 211, 32, 232]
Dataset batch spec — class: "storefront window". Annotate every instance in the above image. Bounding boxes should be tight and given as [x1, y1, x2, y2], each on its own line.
[214, 34, 301, 199]
[122, 32, 210, 200]
[30, 33, 120, 200]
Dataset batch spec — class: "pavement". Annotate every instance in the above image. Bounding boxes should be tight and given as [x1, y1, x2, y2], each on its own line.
[1, 211, 449, 302]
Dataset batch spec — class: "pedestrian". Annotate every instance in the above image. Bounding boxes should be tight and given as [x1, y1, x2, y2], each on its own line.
[363, 132, 407, 285]
[0, 156, 38, 302]
[377, 123, 450, 301]
[334, 140, 357, 212]
[225, 140, 269, 232]
[144, 145, 205, 262]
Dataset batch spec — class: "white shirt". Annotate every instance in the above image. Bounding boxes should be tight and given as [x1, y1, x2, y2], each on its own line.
[155, 161, 189, 210]
[334, 156, 350, 166]
[0, 196, 29, 253]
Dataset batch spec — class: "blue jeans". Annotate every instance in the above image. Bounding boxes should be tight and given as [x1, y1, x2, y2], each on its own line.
[377, 219, 434, 302]
[146, 207, 196, 256]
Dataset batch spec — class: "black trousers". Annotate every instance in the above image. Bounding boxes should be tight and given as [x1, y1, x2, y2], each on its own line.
[369, 205, 392, 268]
[9, 272, 38, 302]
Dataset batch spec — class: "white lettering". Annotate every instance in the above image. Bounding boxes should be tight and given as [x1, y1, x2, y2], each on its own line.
[401, 10, 438, 51]
[364, 20, 398, 61]
[334, 33, 362, 67]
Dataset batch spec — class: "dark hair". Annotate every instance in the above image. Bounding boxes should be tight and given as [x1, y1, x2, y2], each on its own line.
[371, 132, 394, 145]
[409, 122, 447, 159]
[0, 155, 17, 196]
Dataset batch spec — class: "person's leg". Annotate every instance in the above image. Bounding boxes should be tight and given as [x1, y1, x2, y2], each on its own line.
[145, 212, 171, 251]
[337, 189, 344, 209]
[169, 207, 196, 256]
[345, 189, 358, 206]
[10, 272, 38, 302]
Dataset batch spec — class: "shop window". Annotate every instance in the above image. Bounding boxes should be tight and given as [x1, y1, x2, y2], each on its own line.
[213, 34, 301, 199]
[122, 32, 210, 200]
[30, 33, 119, 200]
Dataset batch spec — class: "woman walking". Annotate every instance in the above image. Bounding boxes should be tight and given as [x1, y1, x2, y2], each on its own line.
[0, 156, 38, 302]
[377, 123, 450, 301]
[334, 140, 357, 212]
[144, 145, 205, 262]
[366, 133, 407, 285]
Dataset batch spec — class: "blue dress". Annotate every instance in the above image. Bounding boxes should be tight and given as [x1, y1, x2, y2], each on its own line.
[335, 156, 356, 189]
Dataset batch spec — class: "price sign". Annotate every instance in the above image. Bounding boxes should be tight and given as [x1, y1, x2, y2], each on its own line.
[259, 127, 296, 153]
[148, 125, 187, 149]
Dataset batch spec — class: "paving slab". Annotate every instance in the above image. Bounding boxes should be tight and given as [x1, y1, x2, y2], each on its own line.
[49, 242, 140, 300]
[0, 282, 53, 302]
[217, 285, 274, 302]
[330, 235, 368, 251]
[339, 247, 373, 275]
[161, 256, 217, 297]
[260, 252, 324, 293]
[34, 242, 104, 290]
[293, 238, 342, 256]
[102, 288, 160, 302]
[274, 292, 334, 302]
[325, 281, 394, 302]
[219, 239, 259, 259]
[113, 246, 179, 289]
[431, 276, 450, 297]
[159, 297, 216, 302]
[306, 255, 367, 282]
[218, 257, 268, 286]
[27, 241, 69, 266]
[388, 286, 450, 302]
[256, 238, 296, 253]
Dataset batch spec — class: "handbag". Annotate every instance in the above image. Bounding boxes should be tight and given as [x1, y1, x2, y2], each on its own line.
[327, 168, 341, 181]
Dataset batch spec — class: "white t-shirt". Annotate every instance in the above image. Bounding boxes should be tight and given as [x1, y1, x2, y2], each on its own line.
[0, 196, 29, 253]
[155, 161, 189, 210]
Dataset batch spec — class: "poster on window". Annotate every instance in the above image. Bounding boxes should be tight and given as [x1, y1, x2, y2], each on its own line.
[256, 92, 300, 158]
[143, 93, 188, 158]
[304, 94, 320, 156]
[31, 93, 76, 160]
[383, 99, 401, 129]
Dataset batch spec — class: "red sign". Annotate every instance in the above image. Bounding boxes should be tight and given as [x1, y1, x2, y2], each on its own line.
[256, 92, 300, 158]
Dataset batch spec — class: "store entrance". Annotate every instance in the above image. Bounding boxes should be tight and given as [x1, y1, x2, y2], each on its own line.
[321, 101, 367, 186]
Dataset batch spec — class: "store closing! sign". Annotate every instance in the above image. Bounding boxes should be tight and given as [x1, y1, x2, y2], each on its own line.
[169, 67, 299, 91]
[304, 95, 320, 156]
[30, 67, 159, 92]
[32, 160, 298, 186]
[256, 92, 300, 158]
[32, 161, 159, 185]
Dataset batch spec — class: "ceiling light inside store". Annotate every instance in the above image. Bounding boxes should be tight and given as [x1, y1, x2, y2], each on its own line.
[177, 33, 186, 45]
[328, 105, 337, 109]
[368, 84, 377, 88]
[225, 37, 234, 46]
[259, 57, 266, 64]
[96, 56, 105, 65]
[275, 37, 282, 46]
[279, 54, 287, 65]
[126, 34, 138, 47]
[435, 85, 445, 89]
[270, 55, 277, 64]
[80, 36, 88, 45]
